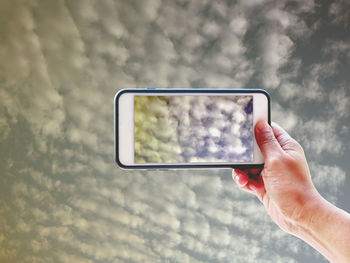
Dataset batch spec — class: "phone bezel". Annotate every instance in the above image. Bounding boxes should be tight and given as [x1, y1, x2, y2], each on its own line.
[115, 89, 270, 169]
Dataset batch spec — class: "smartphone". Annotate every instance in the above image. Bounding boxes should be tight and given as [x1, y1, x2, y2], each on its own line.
[115, 89, 270, 169]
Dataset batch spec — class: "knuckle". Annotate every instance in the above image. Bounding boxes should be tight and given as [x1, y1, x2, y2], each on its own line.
[260, 134, 277, 146]
[289, 138, 301, 148]
[288, 139, 305, 155]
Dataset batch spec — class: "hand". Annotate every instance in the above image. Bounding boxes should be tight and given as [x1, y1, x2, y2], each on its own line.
[233, 120, 320, 234]
[233, 120, 350, 262]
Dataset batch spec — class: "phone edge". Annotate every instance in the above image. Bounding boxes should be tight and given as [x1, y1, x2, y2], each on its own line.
[114, 88, 271, 170]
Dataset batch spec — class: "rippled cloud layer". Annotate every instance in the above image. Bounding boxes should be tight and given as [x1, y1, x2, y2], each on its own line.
[134, 96, 253, 163]
[0, 0, 349, 262]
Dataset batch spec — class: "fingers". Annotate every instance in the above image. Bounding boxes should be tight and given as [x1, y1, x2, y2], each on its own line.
[232, 169, 266, 202]
[271, 122, 302, 152]
[245, 168, 262, 178]
[233, 169, 249, 188]
[248, 175, 266, 202]
[271, 122, 288, 137]
[255, 120, 282, 158]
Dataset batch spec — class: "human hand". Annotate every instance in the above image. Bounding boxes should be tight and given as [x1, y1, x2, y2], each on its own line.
[233, 120, 350, 262]
[233, 120, 320, 234]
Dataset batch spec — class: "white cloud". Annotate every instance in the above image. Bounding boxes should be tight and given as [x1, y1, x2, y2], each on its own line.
[300, 61, 338, 101]
[229, 16, 249, 37]
[260, 32, 294, 88]
[57, 252, 93, 263]
[266, 9, 295, 29]
[202, 21, 222, 39]
[296, 119, 343, 155]
[323, 40, 350, 58]
[0, 0, 346, 263]
[329, 0, 350, 25]
[265, 8, 310, 38]
[309, 162, 347, 203]
[272, 103, 300, 131]
[294, 0, 315, 13]
[238, 0, 266, 8]
[0, 114, 10, 141]
[329, 87, 350, 118]
[254, 1, 315, 90]
[278, 81, 302, 101]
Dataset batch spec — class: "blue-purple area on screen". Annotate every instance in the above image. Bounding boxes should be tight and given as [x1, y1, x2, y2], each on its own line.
[134, 95, 253, 163]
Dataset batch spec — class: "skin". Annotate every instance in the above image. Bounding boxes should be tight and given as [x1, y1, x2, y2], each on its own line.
[233, 120, 350, 263]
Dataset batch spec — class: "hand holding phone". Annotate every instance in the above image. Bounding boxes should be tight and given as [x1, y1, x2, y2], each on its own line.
[115, 89, 270, 169]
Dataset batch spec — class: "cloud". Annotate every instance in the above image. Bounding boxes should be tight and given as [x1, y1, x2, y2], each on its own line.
[277, 58, 342, 106]
[271, 103, 300, 131]
[251, 1, 316, 89]
[0, 0, 348, 263]
[296, 119, 344, 155]
[260, 32, 294, 88]
[309, 162, 347, 203]
[0, 0, 87, 153]
[329, 0, 350, 25]
[0, 114, 10, 141]
[323, 39, 350, 59]
[134, 96, 254, 163]
[328, 87, 350, 118]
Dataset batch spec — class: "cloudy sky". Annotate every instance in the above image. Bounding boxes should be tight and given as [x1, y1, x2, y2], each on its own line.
[0, 0, 349, 262]
[134, 95, 253, 163]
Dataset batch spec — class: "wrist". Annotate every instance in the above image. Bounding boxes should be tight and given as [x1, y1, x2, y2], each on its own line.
[289, 189, 326, 235]
[289, 191, 349, 263]
[295, 191, 327, 229]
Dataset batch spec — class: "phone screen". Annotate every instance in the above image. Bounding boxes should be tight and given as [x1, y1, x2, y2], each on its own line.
[134, 95, 253, 164]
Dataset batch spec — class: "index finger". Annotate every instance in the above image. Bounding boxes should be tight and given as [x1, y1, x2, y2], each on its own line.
[271, 122, 301, 152]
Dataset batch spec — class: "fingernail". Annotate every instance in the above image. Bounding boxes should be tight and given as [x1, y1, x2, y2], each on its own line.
[237, 176, 246, 186]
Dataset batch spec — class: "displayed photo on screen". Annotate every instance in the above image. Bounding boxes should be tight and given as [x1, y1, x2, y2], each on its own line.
[134, 95, 253, 163]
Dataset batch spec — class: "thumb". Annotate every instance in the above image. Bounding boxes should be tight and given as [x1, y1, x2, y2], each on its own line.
[255, 120, 282, 158]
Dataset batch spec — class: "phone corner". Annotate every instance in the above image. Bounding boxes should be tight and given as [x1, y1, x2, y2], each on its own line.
[115, 156, 130, 170]
[257, 89, 271, 100]
[114, 89, 129, 103]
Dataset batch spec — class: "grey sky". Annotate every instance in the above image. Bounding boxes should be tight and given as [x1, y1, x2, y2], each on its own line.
[0, 0, 349, 262]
